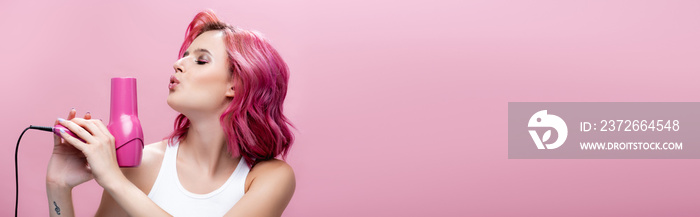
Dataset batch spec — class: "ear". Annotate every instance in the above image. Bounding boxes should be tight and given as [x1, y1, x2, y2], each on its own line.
[225, 80, 235, 97]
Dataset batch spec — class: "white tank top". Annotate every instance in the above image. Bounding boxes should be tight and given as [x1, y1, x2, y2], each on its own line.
[147, 140, 250, 216]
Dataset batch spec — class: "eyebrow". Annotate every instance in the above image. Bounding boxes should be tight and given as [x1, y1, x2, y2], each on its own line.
[182, 48, 212, 57]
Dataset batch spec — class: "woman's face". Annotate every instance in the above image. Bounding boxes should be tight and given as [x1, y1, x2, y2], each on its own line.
[167, 30, 235, 117]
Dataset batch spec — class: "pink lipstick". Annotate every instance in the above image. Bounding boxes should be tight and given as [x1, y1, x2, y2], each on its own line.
[169, 75, 180, 90]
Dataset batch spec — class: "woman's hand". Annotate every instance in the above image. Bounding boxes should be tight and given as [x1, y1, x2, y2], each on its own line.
[46, 109, 94, 189]
[56, 114, 123, 189]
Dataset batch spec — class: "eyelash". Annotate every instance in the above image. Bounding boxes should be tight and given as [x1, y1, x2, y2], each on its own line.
[195, 59, 208, 65]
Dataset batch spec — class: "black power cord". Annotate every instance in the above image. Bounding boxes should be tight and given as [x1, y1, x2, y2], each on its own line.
[16, 125, 54, 217]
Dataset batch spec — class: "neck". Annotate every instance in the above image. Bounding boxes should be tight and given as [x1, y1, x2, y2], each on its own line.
[180, 112, 234, 173]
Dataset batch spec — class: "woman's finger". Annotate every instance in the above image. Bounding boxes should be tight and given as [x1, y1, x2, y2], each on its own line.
[54, 119, 62, 145]
[91, 119, 113, 142]
[58, 118, 99, 144]
[71, 118, 105, 140]
[58, 129, 87, 152]
[53, 131, 61, 145]
[67, 108, 76, 120]
[55, 108, 76, 145]
[84, 112, 92, 120]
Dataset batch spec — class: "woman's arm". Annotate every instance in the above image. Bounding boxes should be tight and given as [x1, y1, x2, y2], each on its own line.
[225, 159, 296, 217]
[100, 175, 171, 217]
[95, 141, 166, 217]
[46, 183, 74, 217]
[46, 109, 94, 217]
[58, 118, 172, 217]
[47, 171, 171, 217]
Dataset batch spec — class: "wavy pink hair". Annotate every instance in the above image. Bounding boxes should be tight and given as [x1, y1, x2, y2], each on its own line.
[166, 10, 295, 168]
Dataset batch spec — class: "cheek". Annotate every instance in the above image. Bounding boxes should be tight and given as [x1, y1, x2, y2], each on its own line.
[195, 62, 230, 86]
[188, 73, 231, 100]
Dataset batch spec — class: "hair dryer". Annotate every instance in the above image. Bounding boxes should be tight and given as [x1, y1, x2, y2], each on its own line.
[49, 77, 144, 167]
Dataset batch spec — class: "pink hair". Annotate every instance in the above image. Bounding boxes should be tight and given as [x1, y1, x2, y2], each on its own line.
[166, 9, 295, 168]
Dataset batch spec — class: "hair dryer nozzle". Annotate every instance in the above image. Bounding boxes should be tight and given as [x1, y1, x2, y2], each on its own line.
[107, 77, 144, 167]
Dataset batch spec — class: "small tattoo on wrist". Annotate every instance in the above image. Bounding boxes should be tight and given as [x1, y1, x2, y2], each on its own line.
[53, 201, 61, 215]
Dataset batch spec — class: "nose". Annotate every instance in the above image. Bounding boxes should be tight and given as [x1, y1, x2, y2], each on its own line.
[173, 58, 184, 73]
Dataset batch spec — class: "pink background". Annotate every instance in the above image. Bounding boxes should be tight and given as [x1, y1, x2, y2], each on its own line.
[1, 0, 699, 216]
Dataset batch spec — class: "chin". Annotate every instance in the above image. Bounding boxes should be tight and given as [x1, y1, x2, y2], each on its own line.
[166, 94, 184, 114]
[167, 92, 231, 116]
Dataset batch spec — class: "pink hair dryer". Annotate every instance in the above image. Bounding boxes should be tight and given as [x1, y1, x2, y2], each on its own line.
[52, 77, 144, 167]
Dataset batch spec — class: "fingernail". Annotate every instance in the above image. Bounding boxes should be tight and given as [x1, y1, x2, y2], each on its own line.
[86, 112, 91, 115]
[57, 118, 66, 122]
[59, 128, 66, 134]
[71, 108, 75, 111]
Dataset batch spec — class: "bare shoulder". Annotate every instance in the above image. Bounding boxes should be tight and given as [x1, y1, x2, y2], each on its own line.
[251, 159, 294, 173]
[246, 159, 296, 193]
[120, 140, 167, 193]
[249, 159, 295, 182]
[230, 159, 295, 216]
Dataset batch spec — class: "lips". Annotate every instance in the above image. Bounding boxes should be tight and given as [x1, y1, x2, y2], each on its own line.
[169, 75, 180, 90]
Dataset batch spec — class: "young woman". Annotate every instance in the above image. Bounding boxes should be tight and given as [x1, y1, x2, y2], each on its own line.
[46, 10, 296, 217]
